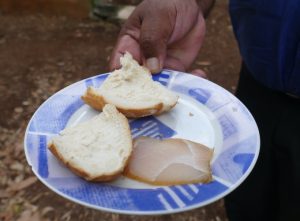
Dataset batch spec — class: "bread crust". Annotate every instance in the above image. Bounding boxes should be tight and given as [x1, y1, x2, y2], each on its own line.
[81, 87, 106, 111]
[82, 87, 164, 118]
[48, 140, 132, 182]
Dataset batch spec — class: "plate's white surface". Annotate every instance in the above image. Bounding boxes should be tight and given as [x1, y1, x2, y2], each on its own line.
[24, 70, 260, 215]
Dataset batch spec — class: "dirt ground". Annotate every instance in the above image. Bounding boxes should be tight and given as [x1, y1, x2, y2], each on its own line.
[0, 0, 241, 220]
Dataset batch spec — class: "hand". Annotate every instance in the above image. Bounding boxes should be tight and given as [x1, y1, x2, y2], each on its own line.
[109, 0, 206, 74]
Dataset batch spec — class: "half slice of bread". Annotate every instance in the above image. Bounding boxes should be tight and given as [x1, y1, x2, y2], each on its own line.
[48, 104, 132, 182]
[82, 52, 179, 118]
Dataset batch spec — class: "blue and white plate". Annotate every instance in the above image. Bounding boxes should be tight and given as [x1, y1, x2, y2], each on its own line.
[24, 70, 260, 215]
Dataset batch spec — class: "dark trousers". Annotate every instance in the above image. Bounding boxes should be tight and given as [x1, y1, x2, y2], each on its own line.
[225, 64, 300, 221]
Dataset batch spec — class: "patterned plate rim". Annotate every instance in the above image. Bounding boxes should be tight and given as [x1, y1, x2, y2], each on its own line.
[24, 69, 260, 215]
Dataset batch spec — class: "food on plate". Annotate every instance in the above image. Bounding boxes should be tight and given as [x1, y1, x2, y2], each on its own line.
[48, 104, 132, 182]
[124, 136, 214, 185]
[82, 52, 179, 118]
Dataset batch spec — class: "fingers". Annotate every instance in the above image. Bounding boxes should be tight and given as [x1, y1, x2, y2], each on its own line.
[191, 69, 208, 78]
[140, 12, 175, 73]
[164, 61, 208, 79]
[165, 12, 206, 71]
[109, 7, 142, 71]
[110, 8, 175, 74]
[164, 56, 186, 72]
[109, 35, 142, 71]
[110, 0, 202, 74]
[161, 11, 206, 72]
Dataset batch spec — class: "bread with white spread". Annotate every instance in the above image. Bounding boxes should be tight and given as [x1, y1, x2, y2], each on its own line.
[48, 104, 132, 182]
[82, 52, 178, 118]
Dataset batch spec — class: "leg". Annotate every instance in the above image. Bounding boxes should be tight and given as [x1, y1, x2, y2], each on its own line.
[274, 97, 300, 221]
[225, 64, 281, 221]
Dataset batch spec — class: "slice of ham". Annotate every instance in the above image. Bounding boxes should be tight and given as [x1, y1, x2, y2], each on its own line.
[123, 137, 214, 186]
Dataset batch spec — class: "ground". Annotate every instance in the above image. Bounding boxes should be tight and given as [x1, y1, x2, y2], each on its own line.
[0, 0, 240, 220]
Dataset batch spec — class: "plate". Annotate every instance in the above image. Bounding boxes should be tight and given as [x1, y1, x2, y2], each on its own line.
[24, 70, 260, 215]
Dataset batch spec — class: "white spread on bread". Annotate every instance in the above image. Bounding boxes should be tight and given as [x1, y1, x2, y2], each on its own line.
[82, 52, 179, 118]
[48, 104, 132, 182]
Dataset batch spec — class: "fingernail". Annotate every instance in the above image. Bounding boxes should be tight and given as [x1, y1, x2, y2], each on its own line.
[146, 57, 160, 73]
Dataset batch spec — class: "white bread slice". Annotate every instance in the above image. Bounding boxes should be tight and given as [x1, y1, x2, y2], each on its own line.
[48, 104, 132, 182]
[82, 52, 179, 118]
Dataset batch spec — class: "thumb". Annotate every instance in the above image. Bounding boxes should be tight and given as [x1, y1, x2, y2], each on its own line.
[140, 14, 174, 73]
